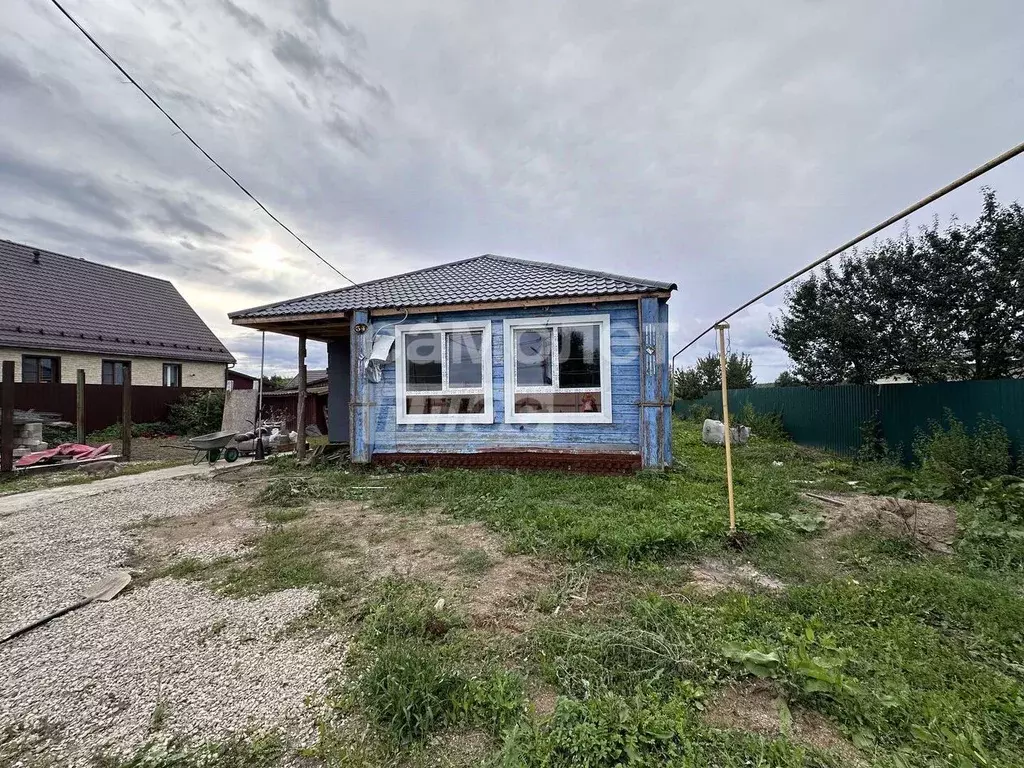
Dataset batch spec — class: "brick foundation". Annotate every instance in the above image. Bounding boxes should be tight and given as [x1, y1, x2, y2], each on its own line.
[372, 450, 642, 474]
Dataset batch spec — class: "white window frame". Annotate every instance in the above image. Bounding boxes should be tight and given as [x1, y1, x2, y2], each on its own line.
[503, 314, 613, 424]
[395, 320, 493, 425]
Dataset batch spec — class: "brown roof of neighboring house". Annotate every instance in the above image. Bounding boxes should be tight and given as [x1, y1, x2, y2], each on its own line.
[230, 254, 676, 319]
[0, 239, 235, 364]
[283, 369, 328, 389]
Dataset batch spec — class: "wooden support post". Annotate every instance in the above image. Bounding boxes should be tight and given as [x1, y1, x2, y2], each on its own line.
[296, 333, 307, 460]
[350, 310, 371, 463]
[121, 364, 132, 461]
[76, 369, 86, 444]
[717, 323, 736, 534]
[1, 361, 14, 475]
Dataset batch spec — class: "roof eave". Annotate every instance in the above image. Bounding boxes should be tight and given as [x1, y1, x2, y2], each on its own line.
[230, 288, 673, 324]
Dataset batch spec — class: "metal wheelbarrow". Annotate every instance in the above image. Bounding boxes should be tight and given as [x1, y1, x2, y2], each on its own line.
[188, 430, 240, 464]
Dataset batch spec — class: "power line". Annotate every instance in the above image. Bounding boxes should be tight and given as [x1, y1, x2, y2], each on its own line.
[47, 0, 357, 286]
[671, 138, 1024, 366]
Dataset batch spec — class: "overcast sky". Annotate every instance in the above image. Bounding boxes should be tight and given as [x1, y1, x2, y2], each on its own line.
[2, 1, 1023, 379]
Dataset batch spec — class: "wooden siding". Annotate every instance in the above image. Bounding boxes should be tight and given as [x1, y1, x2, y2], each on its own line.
[369, 302, 643, 455]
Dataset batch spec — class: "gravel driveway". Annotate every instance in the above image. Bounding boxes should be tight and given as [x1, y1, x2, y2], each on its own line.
[0, 474, 340, 766]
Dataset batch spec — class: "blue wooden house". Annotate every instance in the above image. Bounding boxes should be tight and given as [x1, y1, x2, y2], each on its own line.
[229, 256, 675, 472]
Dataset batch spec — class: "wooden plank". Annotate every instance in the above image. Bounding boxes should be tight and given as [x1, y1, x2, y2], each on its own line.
[232, 311, 350, 325]
[121, 364, 132, 461]
[76, 369, 86, 444]
[1, 361, 14, 475]
[296, 334, 307, 460]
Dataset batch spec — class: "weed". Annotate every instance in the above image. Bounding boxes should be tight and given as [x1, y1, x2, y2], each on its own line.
[531, 566, 590, 615]
[913, 412, 1012, 498]
[737, 402, 788, 442]
[352, 641, 526, 745]
[496, 690, 826, 767]
[361, 579, 462, 642]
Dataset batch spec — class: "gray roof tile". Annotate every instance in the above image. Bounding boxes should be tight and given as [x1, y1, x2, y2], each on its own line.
[230, 254, 675, 319]
[0, 239, 235, 363]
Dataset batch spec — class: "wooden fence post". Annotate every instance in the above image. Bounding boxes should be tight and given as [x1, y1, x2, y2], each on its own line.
[76, 369, 86, 444]
[716, 323, 736, 535]
[121, 365, 132, 461]
[296, 333, 307, 460]
[1, 361, 14, 475]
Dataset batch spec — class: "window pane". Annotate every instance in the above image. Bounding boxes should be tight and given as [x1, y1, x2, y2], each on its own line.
[405, 332, 443, 391]
[514, 391, 602, 414]
[406, 395, 486, 415]
[104, 361, 128, 385]
[163, 364, 181, 387]
[23, 357, 39, 383]
[515, 328, 552, 386]
[557, 325, 601, 388]
[447, 331, 483, 388]
[39, 358, 54, 383]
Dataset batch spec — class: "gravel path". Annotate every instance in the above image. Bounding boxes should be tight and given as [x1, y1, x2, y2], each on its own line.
[0, 476, 340, 766]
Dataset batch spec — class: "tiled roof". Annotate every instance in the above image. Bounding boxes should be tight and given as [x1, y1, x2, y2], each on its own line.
[284, 370, 328, 389]
[230, 254, 675, 319]
[0, 239, 235, 363]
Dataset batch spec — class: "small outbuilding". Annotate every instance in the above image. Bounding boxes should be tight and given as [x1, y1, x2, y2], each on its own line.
[229, 255, 675, 472]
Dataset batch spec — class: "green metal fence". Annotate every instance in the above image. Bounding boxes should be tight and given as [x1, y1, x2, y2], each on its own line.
[674, 380, 1024, 463]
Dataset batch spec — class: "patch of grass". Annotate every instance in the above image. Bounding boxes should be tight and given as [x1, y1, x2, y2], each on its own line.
[455, 547, 495, 574]
[374, 421, 896, 564]
[327, 578, 528, 748]
[527, 558, 1024, 766]
[221, 525, 359, 596]
[360, 579, 462, 642]
[263, 507, 308, 524]
[93, 732, 286, 767]
[162, 522, 359, 602]
[497, 690, 829, 767]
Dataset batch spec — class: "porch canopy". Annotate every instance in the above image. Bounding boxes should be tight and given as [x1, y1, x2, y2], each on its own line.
[228, 254, 676, 463]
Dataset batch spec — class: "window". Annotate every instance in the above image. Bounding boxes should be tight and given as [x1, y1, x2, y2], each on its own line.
[503, 314, 612, 423]
[163, 363, 182, 387]
[102, 360, 131, 385]
[395, 321, 493, 424]
[22, 355, 60, 384]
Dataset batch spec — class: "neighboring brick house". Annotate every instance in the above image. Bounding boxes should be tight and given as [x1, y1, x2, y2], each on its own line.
[0, 239, 235, 386]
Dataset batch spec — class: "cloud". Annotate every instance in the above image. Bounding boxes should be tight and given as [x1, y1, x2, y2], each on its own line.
[217, 0, 267, 35]
[1, 0, 1022, 386]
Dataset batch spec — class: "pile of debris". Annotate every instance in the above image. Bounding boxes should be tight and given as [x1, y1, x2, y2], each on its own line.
[6, 410, 65, 460]
[4, 409, 116, 471]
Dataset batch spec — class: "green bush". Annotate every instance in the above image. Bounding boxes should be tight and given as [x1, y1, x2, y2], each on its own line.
[857, 413, 892, 462]
[737, 402, 788, 441]
[957, 476, 1024, 571]
[688, 403, 714, 423]
[168, 390, 225, 436]
[913, 412, 1011, 498]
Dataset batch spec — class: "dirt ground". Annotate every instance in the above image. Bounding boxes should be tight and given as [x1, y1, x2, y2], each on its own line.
[806, 492, 957, 553]
[703, 683, 865, 765]
[143, 491, 562, 633]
